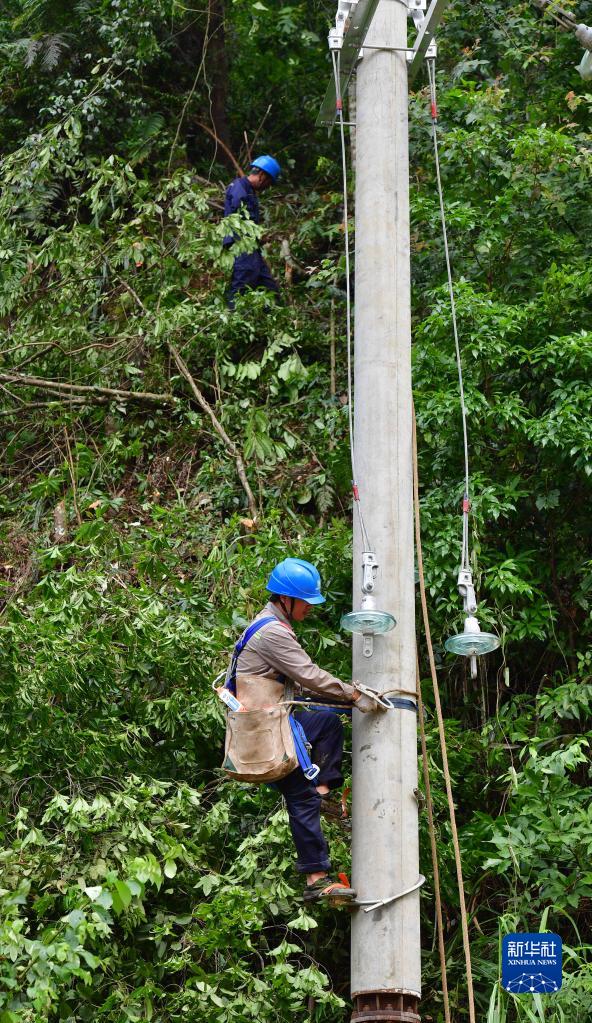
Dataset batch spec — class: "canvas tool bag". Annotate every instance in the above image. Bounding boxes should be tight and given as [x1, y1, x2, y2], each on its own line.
[222, 672, 298, 783]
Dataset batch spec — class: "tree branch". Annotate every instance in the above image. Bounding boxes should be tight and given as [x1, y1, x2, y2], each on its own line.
[169, 343, 258, 519]
[0, 399, 108, 417]
[195, 120, 243, 176]
[0, 371, 177, 405]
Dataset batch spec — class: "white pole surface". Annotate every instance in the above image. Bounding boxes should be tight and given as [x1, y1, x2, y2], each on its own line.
[351, 0, 421, 1003]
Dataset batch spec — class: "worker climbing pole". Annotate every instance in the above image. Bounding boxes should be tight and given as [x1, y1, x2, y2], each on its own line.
[217, 557, 387, 905]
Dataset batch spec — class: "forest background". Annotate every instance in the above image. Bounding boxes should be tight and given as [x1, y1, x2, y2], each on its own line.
[1, 0, 592, 1020]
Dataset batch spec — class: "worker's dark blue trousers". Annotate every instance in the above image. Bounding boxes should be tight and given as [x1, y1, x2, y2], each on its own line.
[273, 709, 344, 874]
[228, 251, 281, 307]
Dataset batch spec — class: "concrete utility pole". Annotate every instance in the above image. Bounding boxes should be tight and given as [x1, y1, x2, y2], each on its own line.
[350, 1, 421, 1021]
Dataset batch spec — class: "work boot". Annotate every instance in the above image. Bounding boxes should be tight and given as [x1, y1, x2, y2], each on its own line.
[319, 793, 351, 829]
[303, 873, 356, 907]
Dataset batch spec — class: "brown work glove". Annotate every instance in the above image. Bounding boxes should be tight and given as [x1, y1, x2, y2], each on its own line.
[352, 681, 388, 713]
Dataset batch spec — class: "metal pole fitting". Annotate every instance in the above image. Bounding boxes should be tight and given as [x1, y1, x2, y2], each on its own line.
[352, 992, 420, 1023]
[456, 568, 477, 614]
[362, 550, 378, 593]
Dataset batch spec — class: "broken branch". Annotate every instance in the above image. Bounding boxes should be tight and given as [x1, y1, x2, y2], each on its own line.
[169, 344, 257, 520]
[0, 371, 177, 405]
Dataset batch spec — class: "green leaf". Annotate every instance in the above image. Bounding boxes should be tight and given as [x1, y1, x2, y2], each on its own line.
[79, 950, 101, 969]
[114, 879, 132, 909]
[96, 890, 113, 910]
[286, 909, 318, 930]
[63, 909, 85, 928]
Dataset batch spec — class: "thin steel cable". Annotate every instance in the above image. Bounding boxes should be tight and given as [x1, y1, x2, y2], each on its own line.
[331, 48, 371, 554]
[427, 58, 470, 572]
[413, 406, 476, 1023]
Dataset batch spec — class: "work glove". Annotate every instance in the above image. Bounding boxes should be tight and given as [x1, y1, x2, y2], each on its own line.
[352, 681, 388, 713]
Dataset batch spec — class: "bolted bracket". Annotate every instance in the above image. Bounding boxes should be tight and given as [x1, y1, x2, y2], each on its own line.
[407, 0, 427, 28]
[362, 550, 378, 593]
[361, 553, 378, 657]
[457, 568, 477, 614]
[328, 26, 343, 50]
[362, 633, 374, 658]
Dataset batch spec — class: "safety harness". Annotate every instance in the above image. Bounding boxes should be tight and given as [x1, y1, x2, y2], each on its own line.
[225, 617, 320, 781]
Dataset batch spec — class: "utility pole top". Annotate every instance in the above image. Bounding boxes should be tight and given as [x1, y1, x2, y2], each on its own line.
[317, 0, 450, 130]
[407, 0, 447, 80]
[317, 0, 381, 127]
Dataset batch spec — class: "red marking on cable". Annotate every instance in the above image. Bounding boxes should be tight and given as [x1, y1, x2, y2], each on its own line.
[431, 102, 438, 121]
[336, 97, 343, 111]
[352, 484, 360, 501]
[462, 498, 470, 514]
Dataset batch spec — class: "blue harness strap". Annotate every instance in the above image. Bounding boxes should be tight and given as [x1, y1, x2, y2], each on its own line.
[224, 616, 277, 695]
[289, 717, 320, 781]
[225, 615, 320, 781]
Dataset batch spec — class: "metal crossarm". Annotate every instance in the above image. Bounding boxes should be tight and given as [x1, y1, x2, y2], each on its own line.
[316, 0, 381, 127]
[407, 0, 448, 80]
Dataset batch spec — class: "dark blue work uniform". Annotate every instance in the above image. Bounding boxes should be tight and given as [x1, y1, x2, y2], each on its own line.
[223, 177, 280, 306]
[274, 709, 345, 874]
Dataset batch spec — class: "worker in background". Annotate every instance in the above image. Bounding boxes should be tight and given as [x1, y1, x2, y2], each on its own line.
[234, 557, 386, 904]
[223, 155, 282, 308]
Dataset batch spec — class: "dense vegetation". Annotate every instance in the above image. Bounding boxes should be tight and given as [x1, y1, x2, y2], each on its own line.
[1, 0, 591, 1020]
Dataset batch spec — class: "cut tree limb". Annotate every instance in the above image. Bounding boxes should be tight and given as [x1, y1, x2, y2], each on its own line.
[195, 121, 243, 176]
[2, 357, 257, 517]
[0, 371, 177, 405]
[169, 344, 258, 520]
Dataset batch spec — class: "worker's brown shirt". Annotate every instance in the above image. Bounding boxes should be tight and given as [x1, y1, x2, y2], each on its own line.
[235, 601, 355, 703]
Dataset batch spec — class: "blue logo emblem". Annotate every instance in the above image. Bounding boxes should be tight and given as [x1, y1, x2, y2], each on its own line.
[502, 933, 562, 994]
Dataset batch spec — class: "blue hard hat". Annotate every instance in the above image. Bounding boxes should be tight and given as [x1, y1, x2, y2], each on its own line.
[266, 558, 325, 604]
[251, 154, 281, 182]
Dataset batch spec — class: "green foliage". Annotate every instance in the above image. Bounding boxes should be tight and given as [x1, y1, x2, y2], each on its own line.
[1, 0, 592, 1019]
[0, 779, 344, 1022]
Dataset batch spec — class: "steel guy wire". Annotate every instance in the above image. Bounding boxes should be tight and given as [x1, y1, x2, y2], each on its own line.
[331, 48, 372, 554]
[427, 57, 471, 573]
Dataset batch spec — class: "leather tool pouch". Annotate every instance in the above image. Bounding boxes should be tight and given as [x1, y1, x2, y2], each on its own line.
[222, 674, 298, 783]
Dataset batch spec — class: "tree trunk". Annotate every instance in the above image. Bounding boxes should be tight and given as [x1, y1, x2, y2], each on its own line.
[207, 0, 232, 163]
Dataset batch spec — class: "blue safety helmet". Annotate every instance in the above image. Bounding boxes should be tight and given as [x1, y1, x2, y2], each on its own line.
[251, 154, 281, 182]
[266, 558, 325, 604]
